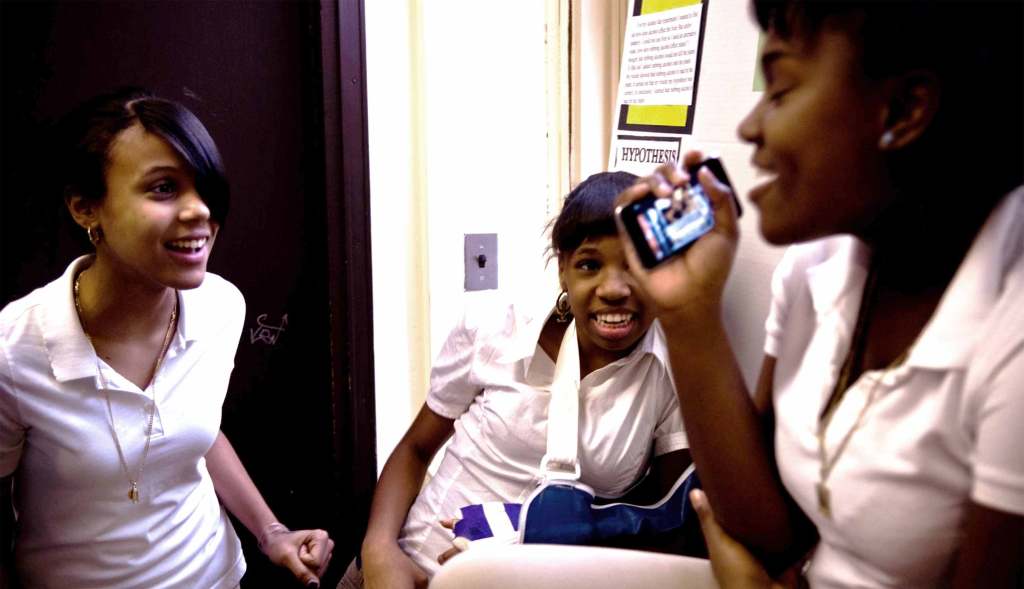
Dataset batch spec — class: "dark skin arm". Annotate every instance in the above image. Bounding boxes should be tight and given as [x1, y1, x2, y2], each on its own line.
[614, 157, 815, 570]
[361, 404, 455, 589]
[950, 503, 1023, 588]
[615, 158, 803, 552]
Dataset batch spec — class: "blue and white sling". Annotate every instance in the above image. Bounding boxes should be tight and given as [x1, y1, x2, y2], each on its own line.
[451, 320, 699, 549]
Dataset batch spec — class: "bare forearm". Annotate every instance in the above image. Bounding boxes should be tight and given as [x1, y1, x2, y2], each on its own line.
[361, 443, 431, 554]
[205, 431, 278, 539]
[662, 310, 795, 554]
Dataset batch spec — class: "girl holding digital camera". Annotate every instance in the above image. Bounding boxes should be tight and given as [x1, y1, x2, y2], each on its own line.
[617, 1, 1024, 587]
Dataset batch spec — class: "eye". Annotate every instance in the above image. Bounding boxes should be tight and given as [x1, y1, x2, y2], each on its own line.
[149, 179, 178, 198]
[767, 86, 791, 105]
[575, 258, 601, 272]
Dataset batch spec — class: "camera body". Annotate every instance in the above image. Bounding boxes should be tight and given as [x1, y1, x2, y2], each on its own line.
[616, 158, 738, 268]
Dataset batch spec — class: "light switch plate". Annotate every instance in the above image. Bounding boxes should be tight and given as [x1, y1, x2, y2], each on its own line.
[464, 233, 497, 291]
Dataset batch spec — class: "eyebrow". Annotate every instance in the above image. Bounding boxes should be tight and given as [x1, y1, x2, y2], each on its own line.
[572, 245, 603, 258]
[140, 165, 181, 176]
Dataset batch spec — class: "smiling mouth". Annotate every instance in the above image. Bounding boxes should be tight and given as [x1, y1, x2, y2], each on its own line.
[595, 312, 634, 327]
[592, 312, 638, 341]
[166, 237, 208, 254]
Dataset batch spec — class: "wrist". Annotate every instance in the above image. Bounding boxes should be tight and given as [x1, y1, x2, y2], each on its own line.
[659, 299, 723, 332]
[258, 521, 290, 553]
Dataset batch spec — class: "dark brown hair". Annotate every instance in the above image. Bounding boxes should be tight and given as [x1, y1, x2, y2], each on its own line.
[56, 87, 230, 225]
[549, 171, 638, 257]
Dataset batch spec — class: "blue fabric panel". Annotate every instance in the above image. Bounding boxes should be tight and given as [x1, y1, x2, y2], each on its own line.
[453, 504, 494, 541]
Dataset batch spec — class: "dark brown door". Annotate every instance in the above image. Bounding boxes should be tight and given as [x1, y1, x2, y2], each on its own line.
[0, 1, 376, 586]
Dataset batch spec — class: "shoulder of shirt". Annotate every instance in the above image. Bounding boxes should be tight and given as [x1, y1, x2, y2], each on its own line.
[179, 272, 246, 337]
[964, 188, 1024, 386]
[0, 278, 57, 342]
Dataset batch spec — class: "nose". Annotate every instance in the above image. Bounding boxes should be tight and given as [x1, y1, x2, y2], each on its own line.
[178, 190, 211, 223]
[737, 97, 764, 145]
[597, 267, 632, 302]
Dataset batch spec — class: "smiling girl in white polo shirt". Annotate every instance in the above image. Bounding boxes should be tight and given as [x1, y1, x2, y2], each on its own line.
[349, 171, 691, 588]
[0, 88, 333, 588]
[616, 1, 1024, 587]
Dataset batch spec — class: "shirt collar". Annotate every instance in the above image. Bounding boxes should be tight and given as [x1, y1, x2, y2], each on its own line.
[42, 255, 211, 383]
[42, 256, 101, 383]
[804, 236, 871, 326]
[908, 186, 1024, 369]
[801, 187, 1024, 371]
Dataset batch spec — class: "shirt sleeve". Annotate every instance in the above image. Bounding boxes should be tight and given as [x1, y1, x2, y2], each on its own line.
[652, 368, 687, 456]
[764, 246, 800, 358]
[425, 311, 483, 420]
[0, 342, 25, 477]
[969, 342, 1024, 515]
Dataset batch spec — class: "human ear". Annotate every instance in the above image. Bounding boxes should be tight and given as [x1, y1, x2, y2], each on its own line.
[878, 70, 941, 150]
[65, 193, 99, 231]
[557, 255, 568, 290]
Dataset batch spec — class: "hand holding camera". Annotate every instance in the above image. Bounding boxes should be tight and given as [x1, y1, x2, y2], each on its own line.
[614, 153, 742, 322]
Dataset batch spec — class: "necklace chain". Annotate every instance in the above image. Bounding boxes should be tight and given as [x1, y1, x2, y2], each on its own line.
[73, 270, 178, 504]
[815, 263, 911, 519]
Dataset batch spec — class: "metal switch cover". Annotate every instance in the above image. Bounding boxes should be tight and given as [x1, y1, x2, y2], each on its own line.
[464, 233, 497, 291]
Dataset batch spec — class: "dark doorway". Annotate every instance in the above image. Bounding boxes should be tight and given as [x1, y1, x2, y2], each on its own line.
[0, 1, 376, 586]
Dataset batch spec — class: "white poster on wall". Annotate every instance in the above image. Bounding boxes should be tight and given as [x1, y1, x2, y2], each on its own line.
[617, 2, 704, 107]
[610, 0, 710, 174]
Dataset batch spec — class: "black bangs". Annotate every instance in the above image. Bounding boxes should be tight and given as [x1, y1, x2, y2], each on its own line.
[56, 87, 231, 232]
[752, 0, 859, 39]
[131, 98, 230, 226]
[550, 171, 638, 257]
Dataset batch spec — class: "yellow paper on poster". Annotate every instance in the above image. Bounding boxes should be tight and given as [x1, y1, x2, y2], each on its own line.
[625, 105, 690, 128]
[638, 0, 702, 14]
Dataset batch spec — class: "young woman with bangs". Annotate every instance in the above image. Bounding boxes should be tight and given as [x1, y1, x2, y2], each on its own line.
[0, 88, 333, 588]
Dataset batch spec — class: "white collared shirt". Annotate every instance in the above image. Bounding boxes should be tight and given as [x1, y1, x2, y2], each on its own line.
[766, 187, 1024, 588]
[0, 256, 246, 589]
[398, 298, 687, 576]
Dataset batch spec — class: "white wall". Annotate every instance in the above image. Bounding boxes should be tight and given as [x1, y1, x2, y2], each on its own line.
[366, 1, 558, 471]
[366, 0, 782, 473]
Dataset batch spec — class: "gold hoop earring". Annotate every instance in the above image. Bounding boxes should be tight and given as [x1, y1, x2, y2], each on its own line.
[554, 290, 571, 323]
[87, 225, 102, 246]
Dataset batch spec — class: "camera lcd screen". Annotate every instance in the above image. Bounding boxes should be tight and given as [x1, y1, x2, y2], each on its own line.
[621, 188, 714, 268]
[616, 157, 738, 268]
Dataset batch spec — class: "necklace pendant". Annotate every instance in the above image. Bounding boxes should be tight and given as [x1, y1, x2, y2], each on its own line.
[128, 481, 140, 503]
[816, 482, 831, 518]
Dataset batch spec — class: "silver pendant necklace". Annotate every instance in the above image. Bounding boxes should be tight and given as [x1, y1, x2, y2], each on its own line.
[73, 271, 178, 503]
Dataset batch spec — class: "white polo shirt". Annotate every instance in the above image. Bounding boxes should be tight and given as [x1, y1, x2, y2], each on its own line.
[0, 256, 246, 589]
[765, 187, 1024, 588]
[398, 298, 688, 576]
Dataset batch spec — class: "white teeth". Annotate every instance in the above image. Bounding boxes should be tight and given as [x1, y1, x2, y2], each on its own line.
[167, 238, 207, 251]
[596, 313, 632, 326]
